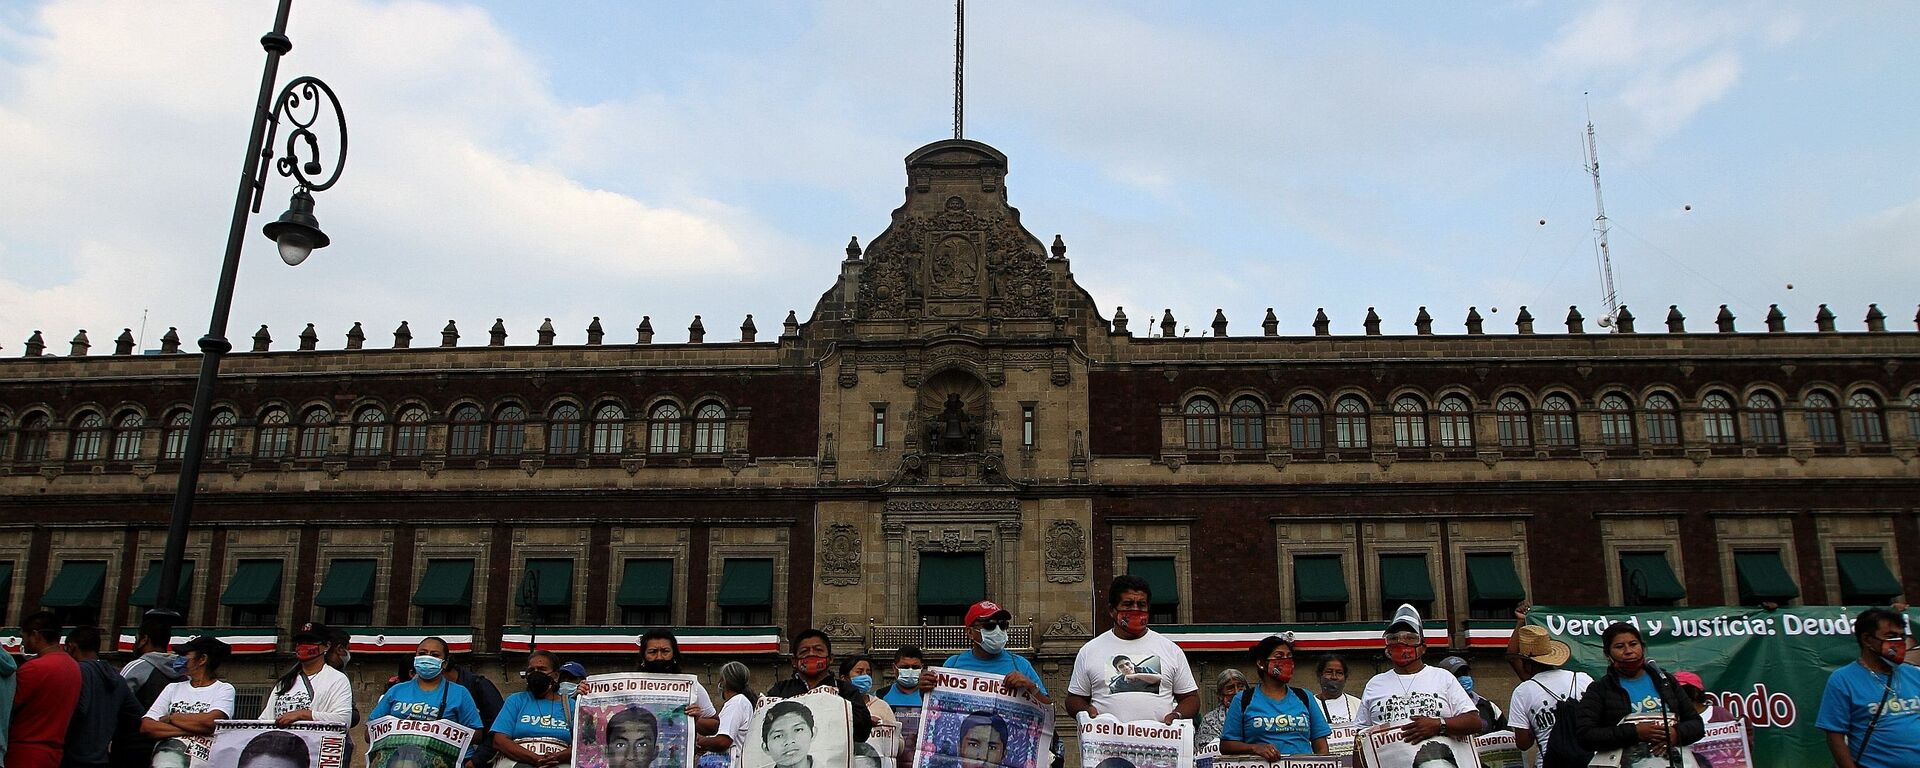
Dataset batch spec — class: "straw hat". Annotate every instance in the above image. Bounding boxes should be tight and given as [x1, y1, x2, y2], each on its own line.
[1512, 625, 1572, 667]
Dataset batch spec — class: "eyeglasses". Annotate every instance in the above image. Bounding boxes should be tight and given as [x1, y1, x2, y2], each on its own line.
[1386, 633, 1423, 646]
[517, 669, 552, 678]
[973, 620, 1010, 631]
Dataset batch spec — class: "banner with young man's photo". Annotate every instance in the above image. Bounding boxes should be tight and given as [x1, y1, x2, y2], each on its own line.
[1528, 605, 1920, 768]
[573, 673, 700, 768]
[1076, 713, 1191, 768]
[913, 668, 1054, 768]
[1469, 731, 1521, 768]
[366, 716, 477, 768]
[210, 721, 350, 768]
[1356, 726, 1479, 768]
[743, 689, 855, 768]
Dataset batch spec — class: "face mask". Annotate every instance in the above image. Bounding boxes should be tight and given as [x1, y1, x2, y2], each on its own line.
[1457, 675, 1476, 694]
[851, 674, 874, 694]
[1386, 645, 1422, 667]
[1319, 677, 1343, 695]
[169, 656, 189, 675]
[1882, 639, 1909, 664]
[413, 655, 445, 680]
[339, 650, 352, 666]
[296, 643, 327, 663]
[1266, 659, 1295, 682]
[979, 628, 1010, 655]
[559, 681, 580, 698]
[526, 670, 554, 697]
[642, 659, 678, 674]
[897, 669, 922, 688]
[1116, 610, 1149, 635]
[1615, 657, 1646, 676]
[799, 656, 831, 678]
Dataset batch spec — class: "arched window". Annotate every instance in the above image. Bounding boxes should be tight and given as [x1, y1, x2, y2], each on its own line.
[351, 406, 388, 457]
[693, 402, 728, 454]
[111, 411, 145, 461]
[1392, 396, 1427, 448]
[448, 404, 485, 456]
[394, 406, 429, 457]
[1288, 397, 1324, 451]
[161, 410, 192, 460]
[1848, 392, 1887, 444]
[1702, 393, 1738, 444]
[1908, 392, 1920, 445]
[17, 413, 50, 462]
[547, 403, 582, 455]
[207, 409, 238, 459]
[1803, 392, 1841, 445]
[648, 402, 683, 454]
[1437, 396, 1473, 448]
[67, 411, 105, 461]
[1496, 395, 1531, 448]
[297, 407, 333, 458]
[0, 413, 9, 460]
[1334, 396, 1369, 449]
[1182, 398, 1220, 451]
[256, 407, 292, 459]
[491, 405, 526, 456]
[1598, 394, 1634, 446]
[1229, 397, 1265, 450]
[1744, 392, 1783, 445]
[591, 404, 625, 454]
[1642, 394, 1680, 446]
[1538, 395, 1577, 448]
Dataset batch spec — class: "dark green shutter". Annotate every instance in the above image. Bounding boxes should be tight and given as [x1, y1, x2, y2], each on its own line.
[617, 559, 674, 608]
[39, 561, 107, 608]
[412, 560, 475, 607]
[916, 553, 986, 607]
[1465, 553, 1527, 603]
[1734, 551, 1801, 603]
[717, 559, 774, 607]
[1836, 550, 1903, 602]
[220, 560, 284, 606]
[1293, 555, 1349, 604]
[314, 559, 378, 607]
[518, 559, 573, 608]
[1379, 554, 1435, 602]
[128, 560, 195, 607]
[1127, 557, 1181, 606]
[1619, 553, 1687, 602]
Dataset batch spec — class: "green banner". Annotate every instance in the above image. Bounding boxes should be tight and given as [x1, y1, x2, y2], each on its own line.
[1528, 604, 1919, 768]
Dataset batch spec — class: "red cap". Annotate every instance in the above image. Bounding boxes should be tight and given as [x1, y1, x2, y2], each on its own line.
[963, 600, 1012, 626]
[1672, 670, 1705, 690]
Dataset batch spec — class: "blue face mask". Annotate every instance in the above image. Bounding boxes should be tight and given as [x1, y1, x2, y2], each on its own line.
[414, 655, 445, 680]
[1458, 675, 1475, 695]
[169, 655, 189, 675]
[850, 674, 874, 694]
[559, 681, 580, 698]
[979, 628, 1009, 655]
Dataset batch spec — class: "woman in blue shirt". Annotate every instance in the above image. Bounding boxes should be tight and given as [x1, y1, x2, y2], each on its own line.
[370, 637, 485, 730]
[1221, 635, 1330, 759]
[493, 650, 574, 767]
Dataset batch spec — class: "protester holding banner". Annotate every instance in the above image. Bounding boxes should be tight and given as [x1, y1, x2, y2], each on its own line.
[63, 625, 142, 768]
[490, 650, 573, 768]
[1314, 657, 1361, 726]
[765, 629, 875, 742]
[1571, 623, 1701, 760]
[1195, 669, 1249, 751]
[697, 661, 758, 768]
[1816, 607, 1920, 768]
[1502, 620, 1590, 759]
[139, 636, 237, 768]
[880, 648, 924, 711]
[1220, 635, 1330, 759]
[1067, 576, 1199, 725]
[1351, 605, 1480, 768]
[369, 638, 486, 735]
[260, 623, 355, 726]
[926, 602, 1052, 705]
[639, 629, 721, 737]
[841, 656, 897, 726]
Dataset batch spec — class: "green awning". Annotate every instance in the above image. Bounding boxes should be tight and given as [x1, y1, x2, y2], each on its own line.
[617, 559, 674, 608]
[129, 560, 195, 607]
[1620, 552, 1687, 601]
[1379, 554, 1435, 602]
[220, 560, 283, 607]
[1127, 557, 1181, 606]
[40, 560, 107, 608]
[412, 560, 474, 607]
[314, 559, 377, 607]
[1836, 550, 1903, 601]
[1465, 553, 1527, 603]
[717, 558, 774, 607]
[1734, 551, 1801, 603]
[1293, 555, 1349, 604]
[518, 559, 573, 608]
[917, 553, 985, 607]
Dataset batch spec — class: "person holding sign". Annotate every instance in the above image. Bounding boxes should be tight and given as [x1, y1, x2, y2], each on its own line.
[491, 650, 573, 767]
[639, 629, 721, 737]
[1571, 623, 1701, 762]
[1067, 576, 1199, 725]
[1220, 635, 1330, 759]
[139, 636, 237, 768]
[924, 602, 1051, 704]
[1351, 605, 1480, 768]
[370, 638, 485, 735]
[697, 661, 759, 767]
[260, 622, 355, 726]
[766, 629, 875, 742]
[1817, 608, 1920, 768]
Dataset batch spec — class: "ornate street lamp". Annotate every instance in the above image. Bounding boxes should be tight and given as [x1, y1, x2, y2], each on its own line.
[148, 0, 348, 627]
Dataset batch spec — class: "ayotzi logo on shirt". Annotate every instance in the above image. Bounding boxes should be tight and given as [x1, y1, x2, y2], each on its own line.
[1249, 713, 1310, 732]
[1868, 695, 1920, 717]
[392, 701, 441, 718]
[1636, 694, 1662, 713]
[1105, 655, 1164, 694]
[522, 712, 569, 728]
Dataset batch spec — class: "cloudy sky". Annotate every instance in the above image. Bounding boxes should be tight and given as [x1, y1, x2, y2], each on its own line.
[2, 1, 1915, 352]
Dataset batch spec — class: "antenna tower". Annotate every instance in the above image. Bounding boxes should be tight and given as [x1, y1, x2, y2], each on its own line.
[953, 0, 964, 139]
[1584, 103, 1621, 329]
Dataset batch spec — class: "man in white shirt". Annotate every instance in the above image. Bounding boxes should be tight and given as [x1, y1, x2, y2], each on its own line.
[1066, 575, 1199, 724]
[1352, 605, 1481, 768]
[1504, 607, 1591, 765]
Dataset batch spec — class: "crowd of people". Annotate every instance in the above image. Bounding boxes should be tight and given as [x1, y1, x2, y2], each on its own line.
[1, 576, 1915, 768]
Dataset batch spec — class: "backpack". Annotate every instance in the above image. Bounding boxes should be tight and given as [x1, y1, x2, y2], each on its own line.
[1534, 676, 1592, 768]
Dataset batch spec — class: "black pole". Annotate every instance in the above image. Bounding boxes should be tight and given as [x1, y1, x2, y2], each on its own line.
[148, 0, 297, 627]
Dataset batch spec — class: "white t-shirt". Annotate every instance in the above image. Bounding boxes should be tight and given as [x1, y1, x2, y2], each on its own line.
[716, 692, 753, 750]
[693, 680, 717, 718]
[1317, 693, 1363, 725]
[1507, 669, 1593, 759]
[144, 679, 238, 768]
[1068, 629, 1200, 724]
[1352, 665, 1476, 728]
[259, 664, 355, 723]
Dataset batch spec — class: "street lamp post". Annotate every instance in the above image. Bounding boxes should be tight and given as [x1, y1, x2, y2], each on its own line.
[148, 0, 348, 627]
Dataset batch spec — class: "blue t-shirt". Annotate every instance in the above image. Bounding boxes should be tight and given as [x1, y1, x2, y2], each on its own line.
[1816, 661, 1920, 768]
[372, 678, 485, 729]
[941, 651, 1051, 696]
[881, 681, 924, 708]
[492, 691, 573, 742]
[1221, 687, 1331, 755]
[1618, 673, 1663, 715]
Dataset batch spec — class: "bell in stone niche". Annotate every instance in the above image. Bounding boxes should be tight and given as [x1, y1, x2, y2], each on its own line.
[917, 368, 990, 454]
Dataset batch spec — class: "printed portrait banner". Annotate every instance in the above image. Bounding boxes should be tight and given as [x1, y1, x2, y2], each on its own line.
[744, 688, 855, 768]
[496, 738, 573, 768]
[573, 672, 700, 768]
[865, 723, 902, 768]
[1076, 713, 1192, 768]
[1588, 714, 1696, 768]
[366, 716, 477, 768]
[1470, 731, 1521, 768]
[1528, 605, 1920, 768]
[1357, 724, 1480, 768]
[892, 706, 924, 766]
[1213, 757, 1342, 768]
[1687, 719, 1752, 768]
[153, 735, 212, 768]
[211, 721, 350, 768]
[913, 667, 1055, 768]
[1324, 725, 1361, 756]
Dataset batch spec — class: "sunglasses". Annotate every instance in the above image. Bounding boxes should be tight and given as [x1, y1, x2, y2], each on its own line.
[973, 620, 1011, 631]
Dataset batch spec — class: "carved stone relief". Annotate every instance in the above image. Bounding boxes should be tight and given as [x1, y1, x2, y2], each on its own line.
[1044, 520, 1087, 583]
[820, 523, 862, 586]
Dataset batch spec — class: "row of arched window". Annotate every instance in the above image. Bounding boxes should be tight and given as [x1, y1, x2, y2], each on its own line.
[1179, 388, 1920, 452]
[0, 399, 733, 463]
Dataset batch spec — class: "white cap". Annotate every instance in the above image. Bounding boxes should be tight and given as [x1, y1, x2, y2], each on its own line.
[1385, 603, 1424, 636]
